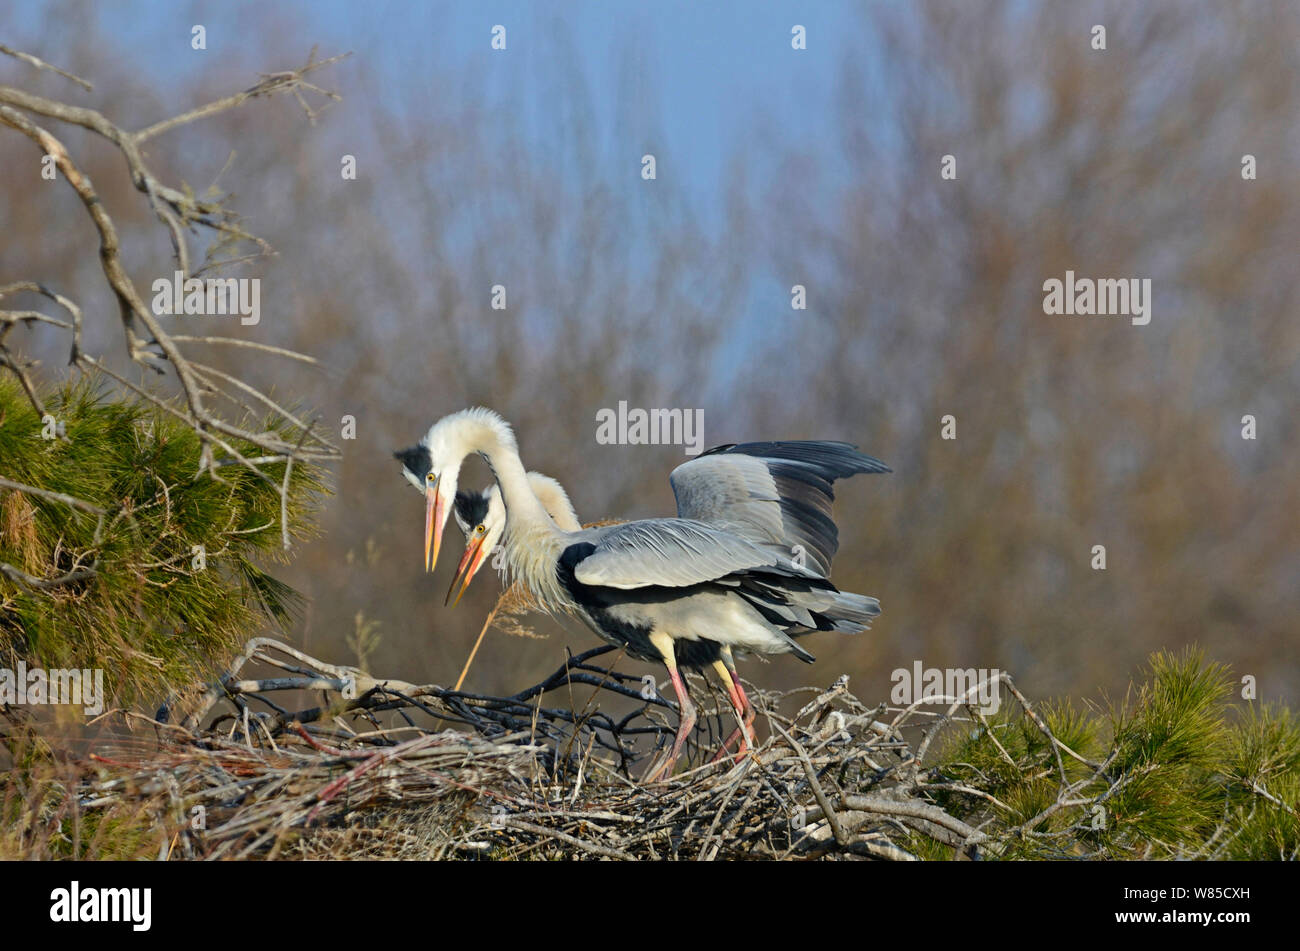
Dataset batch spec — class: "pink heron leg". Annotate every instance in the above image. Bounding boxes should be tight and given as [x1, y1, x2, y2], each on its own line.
[643, 633, 696, 783]
[710, 650, 756, 763]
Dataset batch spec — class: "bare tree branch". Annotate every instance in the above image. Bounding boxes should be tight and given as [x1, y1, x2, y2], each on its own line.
[134, 48, 350, 143]
[0, 476, 106, 516]
[0, 48, 346, 571]
[0, 560, 96, 591]
[0, 44, 92, 90]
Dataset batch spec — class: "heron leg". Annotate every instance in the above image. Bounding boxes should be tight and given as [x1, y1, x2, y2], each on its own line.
[643, 632, 695, 783]
[710, 658, 753, 762]
[714, 647, 756, 762]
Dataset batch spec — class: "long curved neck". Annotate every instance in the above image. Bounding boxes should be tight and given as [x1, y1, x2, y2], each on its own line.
[461, 415, 572, 612]
[463, 417, 558, 535]
[483, 431, 553, 519]
[531, 476, 581, 532]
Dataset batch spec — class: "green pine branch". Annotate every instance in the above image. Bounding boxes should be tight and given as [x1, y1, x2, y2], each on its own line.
[0, 374, 328, 707]
[918, 648, 1299, 860]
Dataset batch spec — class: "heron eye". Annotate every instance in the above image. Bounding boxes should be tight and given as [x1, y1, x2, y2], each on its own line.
[475, 524, 486, 534]
[426, 472, 435, 483]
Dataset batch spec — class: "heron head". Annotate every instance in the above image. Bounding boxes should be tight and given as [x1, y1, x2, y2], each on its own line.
[446, 486, 507, 606]
[393, 436, 461, 573]
[395, 408, 515, 577]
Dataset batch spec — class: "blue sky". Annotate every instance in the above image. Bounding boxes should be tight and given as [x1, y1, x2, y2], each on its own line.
[7, 0, 864, 218]
[5, 0, 875, 384]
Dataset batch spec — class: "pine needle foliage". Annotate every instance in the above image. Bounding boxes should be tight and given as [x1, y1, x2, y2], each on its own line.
[917, 648, 1298, 859]
[0, 375, 328, 707]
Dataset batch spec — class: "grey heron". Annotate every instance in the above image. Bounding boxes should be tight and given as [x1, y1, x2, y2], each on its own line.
[443, 448, 889, 760]
[447, 470, 760, 760]
[395, 407, 889, 779]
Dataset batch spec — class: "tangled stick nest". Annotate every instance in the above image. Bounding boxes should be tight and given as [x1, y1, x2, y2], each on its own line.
[26, 636, 1062, 861]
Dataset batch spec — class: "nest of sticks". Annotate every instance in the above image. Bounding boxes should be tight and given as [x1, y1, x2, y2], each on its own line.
[40, 637, 1027, 860]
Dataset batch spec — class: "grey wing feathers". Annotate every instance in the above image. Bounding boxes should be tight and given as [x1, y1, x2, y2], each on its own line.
[572, 519, 781, 590]
[670, 440, 890, 576]
[670, 453, 783, 541]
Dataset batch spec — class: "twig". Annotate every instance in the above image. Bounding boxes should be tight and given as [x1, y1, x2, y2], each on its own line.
[0, 45, 92, 90]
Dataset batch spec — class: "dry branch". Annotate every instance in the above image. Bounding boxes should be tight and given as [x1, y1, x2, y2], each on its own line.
[0, 47, 344, 554]
[17, 639, 1105, 860]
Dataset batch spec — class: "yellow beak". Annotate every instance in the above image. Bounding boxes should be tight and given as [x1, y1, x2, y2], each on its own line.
[424, 478, 445, 573]
[446, 534, 488, 607]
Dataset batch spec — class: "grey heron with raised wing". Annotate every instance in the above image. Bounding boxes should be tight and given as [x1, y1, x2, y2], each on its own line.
[395, 408, 889, 779]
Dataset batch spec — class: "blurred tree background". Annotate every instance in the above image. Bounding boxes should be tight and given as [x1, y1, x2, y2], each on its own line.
[1, 0, 1295, 714]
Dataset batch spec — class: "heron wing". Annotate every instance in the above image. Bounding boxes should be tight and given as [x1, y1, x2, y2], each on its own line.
[670, 440, 889, 576]
[572, 519, 779, 590]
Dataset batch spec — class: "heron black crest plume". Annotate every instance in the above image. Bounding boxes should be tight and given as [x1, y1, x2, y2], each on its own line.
[454, 489, 490, 528]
